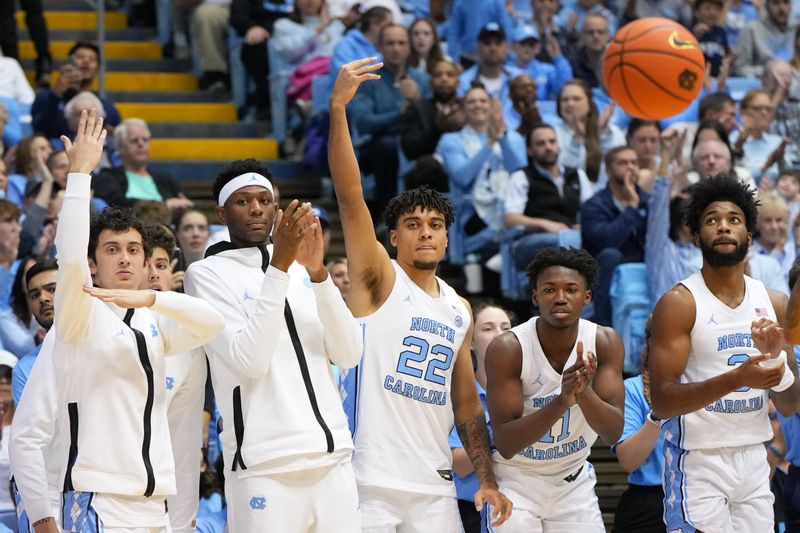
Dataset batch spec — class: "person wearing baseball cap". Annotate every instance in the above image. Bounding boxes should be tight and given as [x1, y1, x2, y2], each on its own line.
[509, 24, 573, 100]
[457, 22, 524, 131]
[447, 2, 512, 67]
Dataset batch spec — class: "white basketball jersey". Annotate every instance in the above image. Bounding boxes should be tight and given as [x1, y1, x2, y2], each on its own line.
[493, 317, 599, 477]
[353, 261, 471, 496]
[662, 272, 774, 451]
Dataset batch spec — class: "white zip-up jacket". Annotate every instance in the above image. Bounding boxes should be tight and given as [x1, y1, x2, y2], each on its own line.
[10, 173, 225, 523]
[184, 243, 361, 475]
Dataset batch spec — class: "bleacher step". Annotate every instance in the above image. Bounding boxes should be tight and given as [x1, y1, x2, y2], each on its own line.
[26, 72, 197, 91]
[148, 122, 260, 139]
[19, 41, 160, 60]
[20, 28, 157, 41]
[107, 90, 229, 103]
[15, 11, 127, 30]
[150, 160, 309, 182]
[24, 58, 191, 73]
[117, 103, 237, 123]
[149, 139, 278, 161]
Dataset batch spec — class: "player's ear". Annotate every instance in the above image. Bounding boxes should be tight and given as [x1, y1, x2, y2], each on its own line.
[531, 288, 539, 307]
[215, 205, 226, 224]
[389, 229, 398, 248]
[584, 289, 592, 305]
[88, 257, 98, 276]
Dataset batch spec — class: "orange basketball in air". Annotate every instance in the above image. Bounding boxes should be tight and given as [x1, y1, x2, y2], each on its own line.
[603, 18, 705, 120]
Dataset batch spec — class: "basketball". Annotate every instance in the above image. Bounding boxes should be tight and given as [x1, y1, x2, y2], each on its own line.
[603, 17, 705, 120]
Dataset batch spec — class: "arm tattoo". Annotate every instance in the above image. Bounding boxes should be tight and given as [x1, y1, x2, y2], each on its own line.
[456, 415, 498, 488]
[32, 517, 53, 526]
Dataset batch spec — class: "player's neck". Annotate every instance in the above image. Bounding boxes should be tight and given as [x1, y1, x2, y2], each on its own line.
[397, 259, 440, 297]
[700, 263, 747, 308]
[536, 318, 580, 368]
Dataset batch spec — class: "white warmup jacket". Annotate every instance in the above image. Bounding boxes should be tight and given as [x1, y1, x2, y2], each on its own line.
[184, 243, 361, 476]
[10, 172, 225, 524]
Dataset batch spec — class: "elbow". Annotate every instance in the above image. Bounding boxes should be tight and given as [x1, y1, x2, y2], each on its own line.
[617, 455, 639, 474]
[493, 436, 516, 460]
[776, 395, 800, 417]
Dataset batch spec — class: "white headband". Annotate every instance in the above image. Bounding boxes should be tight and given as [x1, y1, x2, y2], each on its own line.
[217, 172, 274, 206]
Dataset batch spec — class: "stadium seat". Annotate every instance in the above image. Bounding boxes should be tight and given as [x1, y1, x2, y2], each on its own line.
[609, 262, 650, 373]
[727, 76, 762, 102]
[267, 40, 289, 142]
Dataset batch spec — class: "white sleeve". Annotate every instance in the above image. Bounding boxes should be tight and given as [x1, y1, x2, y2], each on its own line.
[183, 263, 289, 379]
[312, 274, 362, 369]
[504, 170, 529, 216]
[166, 349, 207, 533]
[54, 173, 95, 345]
[9, 334, 60, 523]
[151, 291, 225, 356]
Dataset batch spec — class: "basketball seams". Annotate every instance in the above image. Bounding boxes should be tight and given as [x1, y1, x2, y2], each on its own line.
[615, 62, 695, 103]
[603, 49, 705, 70]
[616, 35, 651, 119]
[612, 23, 676, 44]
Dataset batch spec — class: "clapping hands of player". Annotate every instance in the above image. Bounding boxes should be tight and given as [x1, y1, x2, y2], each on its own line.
[270, 200, 317, 273]
[295, 215, 328, 281]
[474, 486, 513, 528]
[331, 58, 383, 108]
[62, 108, 106, 174]
[560, 341, 596, 407]
[752, 318, 785, 359]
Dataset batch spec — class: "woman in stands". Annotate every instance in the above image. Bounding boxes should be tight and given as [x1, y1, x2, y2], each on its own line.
[6, 134, 52, 207]
[435, 85, 527, 258]
[555, 78, 624, 197]
[408, 17, 446, 74]
[731, 88, 784, 183]
[175, 209, 210, 269]
[271, 0, 345, 75]
[612, 318, 666, 532]
[625, 118, 660, 182]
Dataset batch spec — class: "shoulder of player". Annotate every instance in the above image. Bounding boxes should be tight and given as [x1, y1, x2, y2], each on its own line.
[767, 289, 789, 322]
[594, 324, 624, 363]
[653, 284, 695, 319]
[485, 331, 523, 372]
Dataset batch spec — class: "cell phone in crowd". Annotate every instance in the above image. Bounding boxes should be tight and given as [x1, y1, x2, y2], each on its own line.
[172, 247, 186, 274]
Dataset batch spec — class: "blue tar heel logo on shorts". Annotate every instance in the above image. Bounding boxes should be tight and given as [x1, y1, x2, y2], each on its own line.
[250, 496, 267, 510]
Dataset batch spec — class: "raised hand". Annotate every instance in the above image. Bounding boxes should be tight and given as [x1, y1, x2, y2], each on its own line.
[270, 200, 316, 272]
[83, 286, 156, 308]
[295, 215, 326, 279]
[61, 108, 107, 174]
[330, 57, 383, 109]
[761, 138, 790, 175]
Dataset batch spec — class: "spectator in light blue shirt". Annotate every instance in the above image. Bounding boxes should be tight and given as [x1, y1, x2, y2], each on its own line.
[329, 6, 392, 74]
[10, 259, 55, 406]
[611, 319, 666, 532]
[508, 25, 573, 101]
[449, 302, 513, 533]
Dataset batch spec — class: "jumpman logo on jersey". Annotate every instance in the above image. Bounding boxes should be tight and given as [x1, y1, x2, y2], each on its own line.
[707, 314, 718, 325]
[532, 373, 544, 387]
[243, 289, 255, 301]
[403, 295, 412, 305]
[116, 327, 126, 337]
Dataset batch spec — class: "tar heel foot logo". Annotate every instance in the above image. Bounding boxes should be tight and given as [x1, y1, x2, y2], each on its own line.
[166, 376, 175, 390]
[150, 324, 159, 337]
[678, 69, 698, 91]
[667, 31, 697, 50]
[455, 315, 463, 328]
[249, 496, 267, 510]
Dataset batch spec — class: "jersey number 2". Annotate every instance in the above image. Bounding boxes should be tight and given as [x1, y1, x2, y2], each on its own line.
[396, 336, 455, 385]
[539, 410, 571, 444]
[727, 353, 750, 392]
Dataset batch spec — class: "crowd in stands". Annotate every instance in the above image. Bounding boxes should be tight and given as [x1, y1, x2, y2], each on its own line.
[3, 0, 800, 530]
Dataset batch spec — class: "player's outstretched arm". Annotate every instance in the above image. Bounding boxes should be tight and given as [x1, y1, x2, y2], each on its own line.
[650, 286, 784, 417]
[767, 290, 800, 415]
[451, 302, 511, 526]
[54, 108, 107, 345]
[328, 58, 395, 316]
[486, 333, 588, 456]
[575, 329, 625, 444]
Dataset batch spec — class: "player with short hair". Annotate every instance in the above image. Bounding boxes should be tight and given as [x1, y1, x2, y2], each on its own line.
[328, 58, 512, 531]
[484, 246, 625, 532]
[184, 158, 363, 532]
[139, 223, 207, 533]
[10, 109, 225, 533]
[650, 172, 800, 532]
